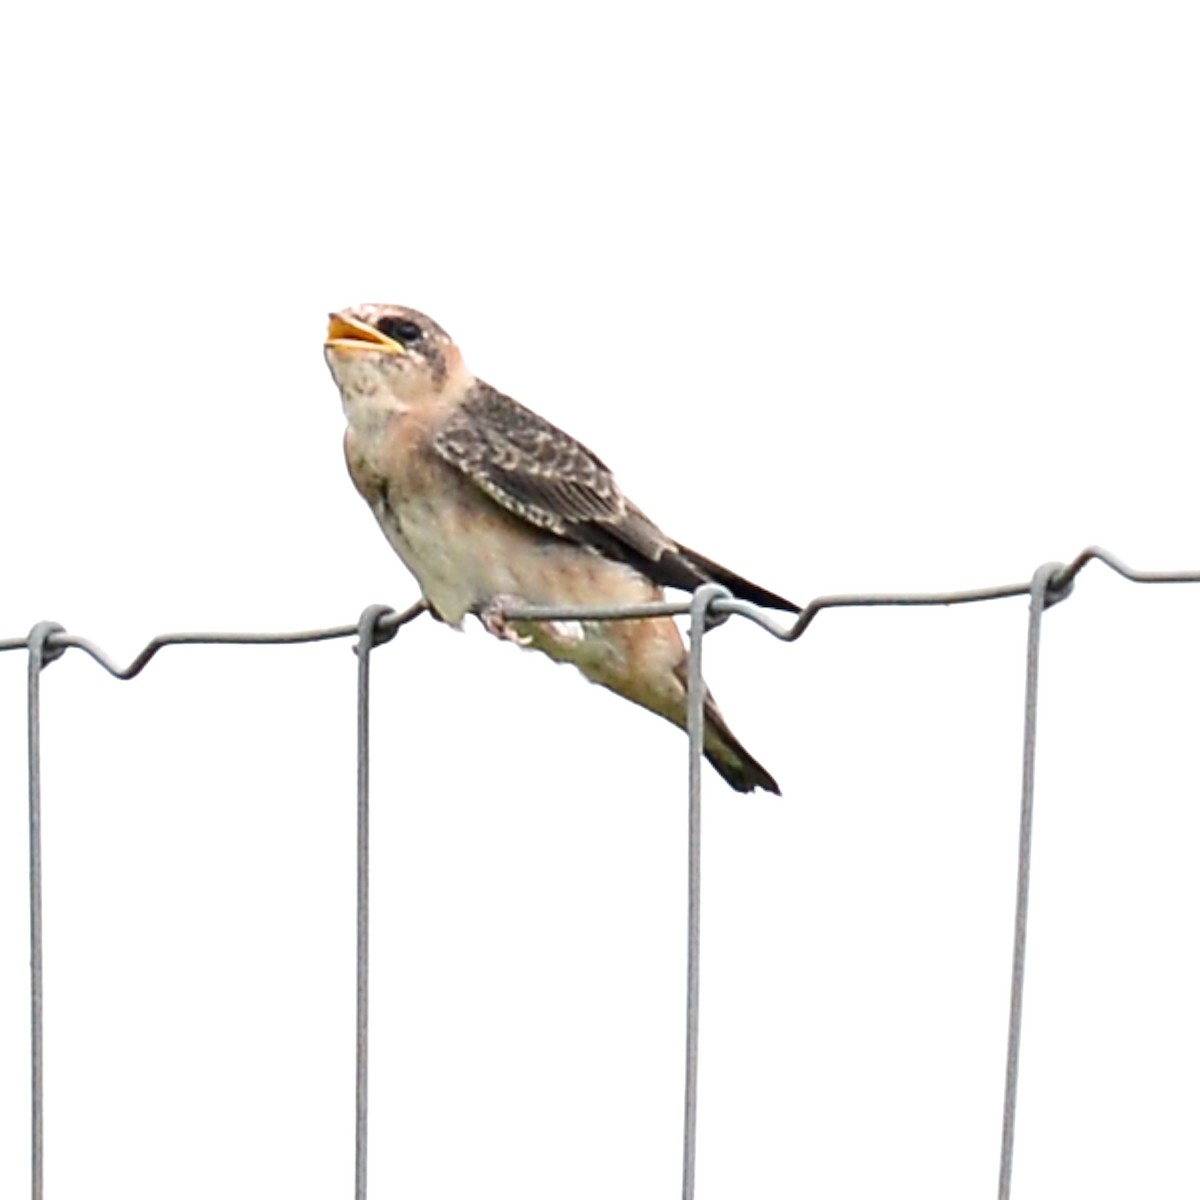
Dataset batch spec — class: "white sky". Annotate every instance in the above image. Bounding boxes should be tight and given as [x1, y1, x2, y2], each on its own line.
[2, 3, 1199, 1196]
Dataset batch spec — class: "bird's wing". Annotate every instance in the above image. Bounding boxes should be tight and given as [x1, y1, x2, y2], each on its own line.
[432, 384, 800, 611]
[433, 383, 672, 563]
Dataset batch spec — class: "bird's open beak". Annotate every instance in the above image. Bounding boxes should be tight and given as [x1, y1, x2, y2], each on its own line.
[325, 313, 404, 353]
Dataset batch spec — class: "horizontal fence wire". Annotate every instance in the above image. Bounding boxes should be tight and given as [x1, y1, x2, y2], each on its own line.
[5, 545, 1200, 1200]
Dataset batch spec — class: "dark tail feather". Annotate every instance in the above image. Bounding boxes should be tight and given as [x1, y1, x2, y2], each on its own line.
[701, 698, 782, 795]
[672, 542, 800, 613]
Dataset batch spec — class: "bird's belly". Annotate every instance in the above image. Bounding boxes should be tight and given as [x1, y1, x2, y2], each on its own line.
[372, 493, 491, 625]
[372, 491, 658, 632]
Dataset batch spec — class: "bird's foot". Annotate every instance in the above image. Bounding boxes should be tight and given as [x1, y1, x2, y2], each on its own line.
[480, 595, 534, 645]
[545, 619, 585, 646]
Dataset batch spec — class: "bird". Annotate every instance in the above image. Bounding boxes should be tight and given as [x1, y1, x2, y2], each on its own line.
[324, 304, 799, 794]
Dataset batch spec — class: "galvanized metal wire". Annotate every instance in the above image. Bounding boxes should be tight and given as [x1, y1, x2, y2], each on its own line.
[6, 545, 1200, 1200]
[354, 605, 408, 1200]
[996, 563, 1056, 1200]
[681, 584, 728, 1199]
[24, 623, 62, 1200]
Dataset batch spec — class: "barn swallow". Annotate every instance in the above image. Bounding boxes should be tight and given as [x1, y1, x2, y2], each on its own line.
[324, 304, 798, 793]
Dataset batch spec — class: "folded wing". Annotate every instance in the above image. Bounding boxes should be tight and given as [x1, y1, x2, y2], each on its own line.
[433, 383, 799, 612]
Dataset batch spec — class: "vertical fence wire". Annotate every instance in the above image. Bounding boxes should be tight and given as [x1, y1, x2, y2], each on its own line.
[681, 585, 727, 1200]
[26, 623, 63, 1200]
[27, 643, 44, 1200]
[996, 564, 1057, 1199]
[353, 604, 403, 1200]
[356, 635, 370, 1200]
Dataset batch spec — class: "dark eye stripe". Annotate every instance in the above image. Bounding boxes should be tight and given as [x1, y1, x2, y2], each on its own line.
[377, 316, 424, 345]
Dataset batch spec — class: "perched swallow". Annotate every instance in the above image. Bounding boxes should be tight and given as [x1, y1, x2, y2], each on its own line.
[324, 304, 798, 793]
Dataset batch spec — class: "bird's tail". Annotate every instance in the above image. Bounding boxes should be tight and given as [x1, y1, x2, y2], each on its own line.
[701, 696, 782, 795]
[544, 611, 785, 795]
[673, 542, 800, 613]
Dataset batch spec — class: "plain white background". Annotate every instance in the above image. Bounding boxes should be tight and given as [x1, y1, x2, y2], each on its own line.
[2, 3, 1199, 1196]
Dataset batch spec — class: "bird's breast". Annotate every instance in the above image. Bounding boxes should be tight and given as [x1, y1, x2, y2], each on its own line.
[343, 420, 480, 624]
[343, 412, 666, 641]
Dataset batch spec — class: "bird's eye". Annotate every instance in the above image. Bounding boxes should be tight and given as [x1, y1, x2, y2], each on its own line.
[377, 316, 424, 345]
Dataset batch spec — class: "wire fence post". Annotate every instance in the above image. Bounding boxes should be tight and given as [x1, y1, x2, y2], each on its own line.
[26, 622, 64, 1200]
[354, 605, 397, 1200]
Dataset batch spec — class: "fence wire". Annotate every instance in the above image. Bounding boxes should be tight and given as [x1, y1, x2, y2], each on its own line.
[5, 545, 1200, 1200]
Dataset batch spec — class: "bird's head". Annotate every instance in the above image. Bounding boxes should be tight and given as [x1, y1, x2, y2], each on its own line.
[324, 304, 467, 415]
